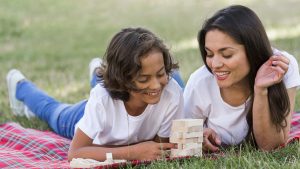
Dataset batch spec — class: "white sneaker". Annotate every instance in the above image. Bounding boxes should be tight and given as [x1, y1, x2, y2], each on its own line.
[6, 69, 35, 118]
[89, 57, 102, 82]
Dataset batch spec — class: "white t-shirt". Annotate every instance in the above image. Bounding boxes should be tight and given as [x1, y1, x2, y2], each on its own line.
[184, 51, 300, 145]
[76, 78, 183, 145]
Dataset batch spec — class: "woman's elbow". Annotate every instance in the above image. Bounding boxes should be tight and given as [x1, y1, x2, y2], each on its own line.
[257, 138, 286, 151]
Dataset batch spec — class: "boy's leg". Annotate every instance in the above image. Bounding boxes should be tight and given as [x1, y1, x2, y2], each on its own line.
[54, 100, 87, 139]
[89, 58, 102, 88]
[16, 80, 86, 139]
[171, 70, 185, 89]
[9, 69, 86, 140]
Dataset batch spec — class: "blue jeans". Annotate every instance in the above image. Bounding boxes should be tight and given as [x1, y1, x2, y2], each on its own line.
[16, 71, 184, 139]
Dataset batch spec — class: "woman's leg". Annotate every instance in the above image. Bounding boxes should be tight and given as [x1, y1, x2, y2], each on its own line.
[16, 80, 86, 139]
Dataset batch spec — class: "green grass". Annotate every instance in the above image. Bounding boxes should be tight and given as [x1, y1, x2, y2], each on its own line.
[0, 0, 300, 168]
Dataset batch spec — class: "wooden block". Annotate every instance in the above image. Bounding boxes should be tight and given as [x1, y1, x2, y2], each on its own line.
[182, 143, 202, 149]
[170, 132, 183, 139]
[170, 136, 203, 143]
[171, 119, 203, 130]
[69, 158, 127, 168]
[193, 148, 202, 157]
[182, 131, 203, 138]
[171, 125, 203, 133]
[170, 131, 203, 139]
[171, 119, 203, 132]
[176, 143, 202, 150]
[170, 146, 203, 158]
[187, 126, 203, 132]
[70, 158, 108, 168]
[113, 159, 127, 163]
[170, 149, 194, 157]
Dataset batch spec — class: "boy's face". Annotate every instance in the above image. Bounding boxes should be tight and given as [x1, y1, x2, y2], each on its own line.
[128, 49, 168, 110]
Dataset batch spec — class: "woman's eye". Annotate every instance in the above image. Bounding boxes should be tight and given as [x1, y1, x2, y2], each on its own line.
[206, 54, 213, 58]
[223, 55, 232, 59]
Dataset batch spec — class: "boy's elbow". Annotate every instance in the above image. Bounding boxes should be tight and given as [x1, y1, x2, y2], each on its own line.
[68, 149, 76, 162]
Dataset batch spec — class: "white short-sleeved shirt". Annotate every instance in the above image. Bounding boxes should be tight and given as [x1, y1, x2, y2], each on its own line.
[184, 51, 300, 145]
[76, 78, 183, 145]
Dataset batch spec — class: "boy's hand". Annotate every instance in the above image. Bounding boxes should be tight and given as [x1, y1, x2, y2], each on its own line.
[132, 141, 175, 160]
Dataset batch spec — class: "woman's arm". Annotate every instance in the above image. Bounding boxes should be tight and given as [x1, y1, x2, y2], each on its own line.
[253, 87, 296, 151]
[68, 129, 175, 161]
[252, 54, 293, 151]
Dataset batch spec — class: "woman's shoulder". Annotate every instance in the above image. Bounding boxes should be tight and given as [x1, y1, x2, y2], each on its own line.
[187, 65, 215, 86]
[279, 49, 300, 89]
[162, 78, 183, 99]
[184, 65, 218, 102]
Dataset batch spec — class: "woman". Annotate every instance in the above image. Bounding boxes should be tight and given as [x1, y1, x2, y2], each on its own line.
[184, 5, 300, 152]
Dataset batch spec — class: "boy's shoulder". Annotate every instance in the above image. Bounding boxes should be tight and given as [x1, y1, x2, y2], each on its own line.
[89, 84, 112, 101]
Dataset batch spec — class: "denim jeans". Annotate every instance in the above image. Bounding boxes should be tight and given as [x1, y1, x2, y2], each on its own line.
[16, 71, 184, 139]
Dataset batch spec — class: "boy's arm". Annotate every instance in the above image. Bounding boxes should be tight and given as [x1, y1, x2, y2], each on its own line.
[68, 128, 175, 161]
[153, 135, 169, 143]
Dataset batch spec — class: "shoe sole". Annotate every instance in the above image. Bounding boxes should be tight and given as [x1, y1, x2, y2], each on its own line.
[6, 69, 25, 116]
[89, 58, 102, 81]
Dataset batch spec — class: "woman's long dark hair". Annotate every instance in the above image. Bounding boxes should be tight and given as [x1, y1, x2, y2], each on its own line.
[98, 27, 178, 101]
[197, 5, 290, 141]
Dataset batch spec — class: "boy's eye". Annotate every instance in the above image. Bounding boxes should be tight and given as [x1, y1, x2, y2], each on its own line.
[137, 77, 148, 83]
[157, 72, 166, 77]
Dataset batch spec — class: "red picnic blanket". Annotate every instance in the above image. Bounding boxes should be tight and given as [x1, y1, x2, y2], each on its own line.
[0, 123, 157, 168]
[288, 111, 300, 143]
[0, 112, 299, 168]
[0, 122, 70, 168]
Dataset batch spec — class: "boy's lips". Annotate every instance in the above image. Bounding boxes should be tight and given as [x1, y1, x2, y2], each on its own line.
[142, 90, 161, 96]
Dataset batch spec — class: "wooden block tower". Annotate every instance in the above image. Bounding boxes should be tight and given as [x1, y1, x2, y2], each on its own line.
[170, 119, 203, 158]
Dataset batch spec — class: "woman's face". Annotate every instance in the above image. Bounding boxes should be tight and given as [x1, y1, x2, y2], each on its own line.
[205, 29, 250, 89]
[129, 49, 168, 107]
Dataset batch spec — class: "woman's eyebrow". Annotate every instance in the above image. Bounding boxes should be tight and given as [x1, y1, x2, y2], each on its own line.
[205, 46, 235, 52]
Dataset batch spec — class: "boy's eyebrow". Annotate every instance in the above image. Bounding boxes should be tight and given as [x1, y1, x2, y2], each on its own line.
[139, 66, 165, 76]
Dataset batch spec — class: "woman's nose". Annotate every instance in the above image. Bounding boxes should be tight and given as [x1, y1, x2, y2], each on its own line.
[212, 57, 224, 68]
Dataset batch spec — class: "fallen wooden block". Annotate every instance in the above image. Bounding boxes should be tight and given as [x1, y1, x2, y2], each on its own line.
[69, 153, 127, 168]
[70, 158, 108, 168]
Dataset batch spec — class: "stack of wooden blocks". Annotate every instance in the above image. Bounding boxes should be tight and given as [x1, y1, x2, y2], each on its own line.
[170, 119, 203, 158]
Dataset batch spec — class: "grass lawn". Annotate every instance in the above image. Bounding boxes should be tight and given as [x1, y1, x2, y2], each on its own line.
[0, 0, 299, 168]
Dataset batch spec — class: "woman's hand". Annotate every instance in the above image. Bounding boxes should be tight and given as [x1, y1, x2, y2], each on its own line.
[203, 128, 221, 152]
[132, 141, 175, 160]
[255, 53, 289, 89]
